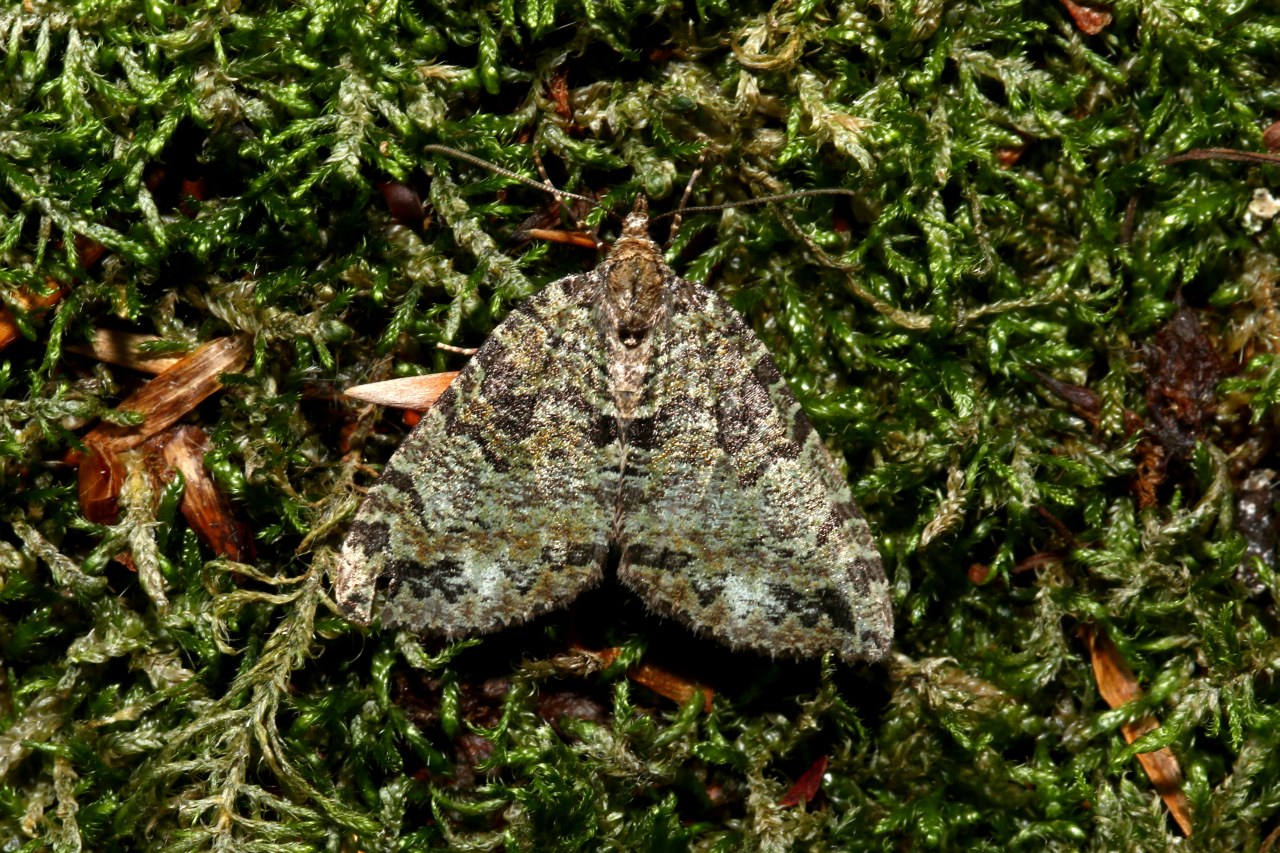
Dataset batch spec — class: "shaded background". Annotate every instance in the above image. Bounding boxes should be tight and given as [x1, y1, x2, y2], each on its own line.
[2, 0, 1279, 849]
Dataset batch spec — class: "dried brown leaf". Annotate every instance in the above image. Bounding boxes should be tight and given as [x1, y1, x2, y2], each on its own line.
[779, 755, 829, 807]
[1058, 0, 1113, 34]
[0, 281, 66, 351]
[77, 441, 126, 525]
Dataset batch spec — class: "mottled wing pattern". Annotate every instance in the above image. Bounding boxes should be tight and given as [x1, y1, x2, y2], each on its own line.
[336, 272, 618, 636]
[617, 280, 892, 663]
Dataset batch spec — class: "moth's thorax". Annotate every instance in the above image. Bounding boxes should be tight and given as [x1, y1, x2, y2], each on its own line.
[598, 211, 670, 421]
[602, 240, 668, 347]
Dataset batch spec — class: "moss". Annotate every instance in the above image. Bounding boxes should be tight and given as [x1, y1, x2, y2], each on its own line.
[2, 0, 1280, 849]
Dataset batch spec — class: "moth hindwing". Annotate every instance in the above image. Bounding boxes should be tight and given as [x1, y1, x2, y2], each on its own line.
[337, 198, 892, 662]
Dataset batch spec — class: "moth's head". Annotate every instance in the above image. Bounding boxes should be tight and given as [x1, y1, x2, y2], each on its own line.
[618, 196, 650, 241]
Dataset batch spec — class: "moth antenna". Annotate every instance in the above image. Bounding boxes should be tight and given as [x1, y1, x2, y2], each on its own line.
[532, 148, 590, 233]
[665, 155, 706, 249]
[651, 188, 858, 221]
[422, 144, 598, 207]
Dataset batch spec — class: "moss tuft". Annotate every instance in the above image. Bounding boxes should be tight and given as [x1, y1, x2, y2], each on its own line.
[2, 1, 1280, 849]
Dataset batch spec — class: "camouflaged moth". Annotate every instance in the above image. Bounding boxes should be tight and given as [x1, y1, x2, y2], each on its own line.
[337, 193, 892, 663]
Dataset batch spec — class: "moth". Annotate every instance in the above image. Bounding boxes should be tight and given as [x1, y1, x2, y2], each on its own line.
[336, 197, 892, 663]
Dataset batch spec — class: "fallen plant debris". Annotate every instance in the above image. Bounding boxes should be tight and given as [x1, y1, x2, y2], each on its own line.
[82, 335, 252, 452]
[1082, 626, 1193, 836]
[1162, 148, 1280, 166]
[74, 337, 254, 555]
[1030, 367, 1103, 425]
[0, 281, 64, 352]
[779, 755, 829, 807]
[1057, 0, 1113, 35]
[161, 425, 255, 562]
[1145, 306, 1222, 461]
[74, 441, 125, 526]
[593, 646, 714, 712]
[345, 372, 460, 411]
[66, 329, 185, 374]
[0, 237, 106, 351]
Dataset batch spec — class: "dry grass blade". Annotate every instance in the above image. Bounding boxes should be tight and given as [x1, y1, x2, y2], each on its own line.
[67, 329, 185, 374]
[345, 372, 460, 411]
[84, 336, 252, 451]
[1084, 626, 1193, 836]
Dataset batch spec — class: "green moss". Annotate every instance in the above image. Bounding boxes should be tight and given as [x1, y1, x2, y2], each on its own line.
[3, 0, 1280, 849]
